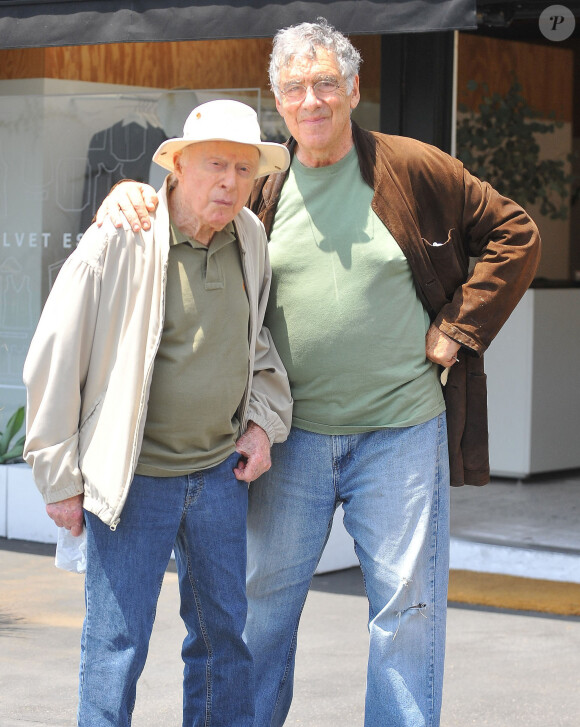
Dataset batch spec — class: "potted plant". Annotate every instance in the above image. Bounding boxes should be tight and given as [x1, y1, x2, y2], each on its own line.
[0, 405, 56, 543]
[456, 78, 575, 221]
[0, 405, 25, 464]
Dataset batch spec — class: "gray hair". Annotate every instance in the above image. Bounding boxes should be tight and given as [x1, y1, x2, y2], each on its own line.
[269, 17, 362, 99]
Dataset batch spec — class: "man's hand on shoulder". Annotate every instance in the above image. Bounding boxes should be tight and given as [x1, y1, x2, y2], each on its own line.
[46, 494, 85, 537]
[234, 421, 271, 483]
[95, 181, 159, 232]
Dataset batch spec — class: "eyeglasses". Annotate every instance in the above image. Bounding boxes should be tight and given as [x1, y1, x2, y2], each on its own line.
[280, 79, 342, 102]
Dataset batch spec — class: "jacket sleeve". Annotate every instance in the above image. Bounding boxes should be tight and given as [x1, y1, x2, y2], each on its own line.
[434, 166, 541, 354]
[23, 239, 101, 504]
[244, 225, 293, 445]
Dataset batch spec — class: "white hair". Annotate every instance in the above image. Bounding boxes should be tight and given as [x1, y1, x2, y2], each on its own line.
[269, 17, 362, 99]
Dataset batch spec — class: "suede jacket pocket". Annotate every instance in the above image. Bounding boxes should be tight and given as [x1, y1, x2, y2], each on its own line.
[421, 229, 466, 301]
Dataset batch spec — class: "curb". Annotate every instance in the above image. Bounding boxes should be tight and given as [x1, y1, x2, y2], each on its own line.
[449, 569, 580, 617]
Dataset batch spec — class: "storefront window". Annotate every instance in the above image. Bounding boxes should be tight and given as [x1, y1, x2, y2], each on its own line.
[0, 86, 266, 426]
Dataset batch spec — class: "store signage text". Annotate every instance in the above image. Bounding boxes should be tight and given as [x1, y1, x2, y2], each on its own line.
[1, 232, 84, 249]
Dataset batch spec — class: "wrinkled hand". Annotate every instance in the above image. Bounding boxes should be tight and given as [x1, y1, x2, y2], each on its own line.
[46, 494, 84, 537]
[95, 181, 158, 232]
[425, 324, 461, 368]
[234, 421, 271, 483]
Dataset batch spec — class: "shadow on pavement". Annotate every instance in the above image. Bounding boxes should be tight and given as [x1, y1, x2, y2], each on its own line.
[310, 566, 366, 596]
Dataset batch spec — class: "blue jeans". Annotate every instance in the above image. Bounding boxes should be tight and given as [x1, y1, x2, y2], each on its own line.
[78, 452, 254, 727]
[246, 414, 450, 727]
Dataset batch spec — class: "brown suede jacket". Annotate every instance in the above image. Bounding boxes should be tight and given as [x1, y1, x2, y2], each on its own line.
[249, 122, 541, 487]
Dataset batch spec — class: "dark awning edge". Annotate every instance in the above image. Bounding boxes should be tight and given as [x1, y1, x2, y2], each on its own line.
[0, 1, 477, 50]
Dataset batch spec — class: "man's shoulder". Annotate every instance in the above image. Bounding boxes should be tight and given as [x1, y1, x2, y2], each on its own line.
[74, 218, 145, 273]
[369, 129, 455, 163]
[355, 126, 462, 185]
[75, 219, 119, 265]
[235, 205, 266, 235]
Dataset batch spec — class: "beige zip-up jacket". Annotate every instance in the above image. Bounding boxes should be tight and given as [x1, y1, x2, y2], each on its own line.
[23, 180, 292, 528]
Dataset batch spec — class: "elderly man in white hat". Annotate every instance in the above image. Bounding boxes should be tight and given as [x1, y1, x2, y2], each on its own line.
[23, 100, 292, 727]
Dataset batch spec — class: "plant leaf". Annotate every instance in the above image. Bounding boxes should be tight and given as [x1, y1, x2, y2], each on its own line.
[0, 406, 25, 457]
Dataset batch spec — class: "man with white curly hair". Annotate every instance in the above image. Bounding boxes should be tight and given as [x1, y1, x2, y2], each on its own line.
[96, 18, 540, 727]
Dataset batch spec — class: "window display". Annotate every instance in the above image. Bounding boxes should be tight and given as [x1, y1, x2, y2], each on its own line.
[0, 86, 263, 424]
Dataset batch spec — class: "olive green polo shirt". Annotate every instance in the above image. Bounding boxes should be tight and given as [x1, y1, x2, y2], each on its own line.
[136, 221, 250, 476]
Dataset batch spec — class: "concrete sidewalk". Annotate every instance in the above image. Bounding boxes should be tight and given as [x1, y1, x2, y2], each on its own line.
[449, 470, 580, 584]
[1, 540, 580, 727]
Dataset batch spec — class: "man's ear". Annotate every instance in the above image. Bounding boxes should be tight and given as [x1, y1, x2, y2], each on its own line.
[275, 94, 284, 117]
[350, 75, 361, 111]
[173, 152, 182, 175]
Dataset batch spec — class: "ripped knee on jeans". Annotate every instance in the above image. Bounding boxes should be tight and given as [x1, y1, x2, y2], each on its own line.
[393, 602, 428, 640]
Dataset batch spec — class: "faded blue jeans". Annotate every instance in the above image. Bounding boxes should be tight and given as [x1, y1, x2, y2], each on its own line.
[246, 414, 450, 727]
[78, 452, 254, 727]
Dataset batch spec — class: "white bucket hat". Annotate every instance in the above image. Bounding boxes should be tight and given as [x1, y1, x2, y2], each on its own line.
[153, 99, 290, 178]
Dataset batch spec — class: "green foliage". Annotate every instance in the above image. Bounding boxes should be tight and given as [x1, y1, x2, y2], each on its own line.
[0, 406, 25, 464]
[456, 78, 575, 220]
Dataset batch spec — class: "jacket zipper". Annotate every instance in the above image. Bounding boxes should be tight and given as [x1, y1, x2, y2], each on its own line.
[238, 239, 251, 433]
[109, 234, 169, 531]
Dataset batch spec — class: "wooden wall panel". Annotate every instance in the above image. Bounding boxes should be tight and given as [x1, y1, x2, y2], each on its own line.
[139, 39, 274, 91]
[0, 48, 45, 78]
[0, 35, 381, 103]
[43, 39, 274, 91]
[458, 34, 573, 122]
[45, 43, 138, 86]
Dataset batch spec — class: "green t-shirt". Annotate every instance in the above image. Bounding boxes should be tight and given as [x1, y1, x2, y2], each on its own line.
[265, 148, 445, 434]
[136, 222, 249, 475]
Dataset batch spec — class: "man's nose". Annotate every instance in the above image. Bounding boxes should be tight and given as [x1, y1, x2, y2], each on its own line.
[220, 165, 237, 188]
[302, 85, 321, 108]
